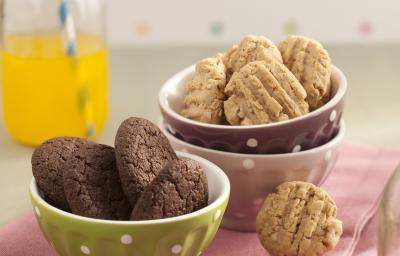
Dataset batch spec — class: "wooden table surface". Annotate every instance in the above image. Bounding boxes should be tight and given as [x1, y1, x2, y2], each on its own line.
[1, 44, 400, 228]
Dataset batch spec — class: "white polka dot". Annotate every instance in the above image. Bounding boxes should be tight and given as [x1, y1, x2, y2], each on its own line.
[213, 209, 222, 222]
[325, 150, 332, 161]
[246, 138, 258, 148]
[235, 212, 246, 218]
[171, 244, 183, 254]
[80, 245, 90, 255]
[253, 197, 264, 206]
[243, 159, 255, 169]
[120, 234, 133, 245]
[35, 207, 41, 217]
[167, 124, 176, 135]
[330, 110, 337, 122]
[292, 145, 301, 153]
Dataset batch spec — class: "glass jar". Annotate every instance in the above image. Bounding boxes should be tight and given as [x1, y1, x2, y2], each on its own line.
[1, 0, 108, 146]
[379, 164, 400, 255]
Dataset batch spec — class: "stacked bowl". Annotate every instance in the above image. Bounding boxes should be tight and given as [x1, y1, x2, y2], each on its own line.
[159, 64, 347, 232]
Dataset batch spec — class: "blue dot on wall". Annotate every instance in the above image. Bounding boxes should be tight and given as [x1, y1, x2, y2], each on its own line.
[210, 21, 224, 36]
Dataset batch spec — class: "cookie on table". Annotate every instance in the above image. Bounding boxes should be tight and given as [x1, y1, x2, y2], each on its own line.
[31, 137, 89, 210]
[62, 143, 131, 220]
[181, 55, 227, 124]
[223, 35, 283, 75]
[115, 117, 178, 206]
[256, 181, 342, 256]
[224, 61, 309, 125]
[278, 35, 332, 110]
[130, 158, 208, 220]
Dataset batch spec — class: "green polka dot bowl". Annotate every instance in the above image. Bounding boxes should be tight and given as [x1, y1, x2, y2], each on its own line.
[29, 151, 230, 256]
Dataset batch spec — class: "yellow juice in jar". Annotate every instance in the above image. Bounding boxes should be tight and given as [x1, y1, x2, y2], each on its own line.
[1, 33, 108, 146]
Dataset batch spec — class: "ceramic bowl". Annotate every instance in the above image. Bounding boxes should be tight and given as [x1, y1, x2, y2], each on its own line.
[30, 152, 230, 256]
[159, 64, 346, 154]
[160, 119, 345, 232]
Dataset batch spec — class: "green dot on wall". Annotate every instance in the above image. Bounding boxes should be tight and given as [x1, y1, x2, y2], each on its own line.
[210, 21, 224, 36]
[283, 20, 299, 35]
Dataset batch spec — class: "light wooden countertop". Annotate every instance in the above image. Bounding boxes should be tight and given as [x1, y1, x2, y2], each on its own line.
[1, 44, 400, 228]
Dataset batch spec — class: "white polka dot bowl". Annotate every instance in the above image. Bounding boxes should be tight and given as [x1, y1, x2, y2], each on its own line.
[159, 64, 346, 154]
[160, 119, 345, 232]
[29, 151, 230, 256]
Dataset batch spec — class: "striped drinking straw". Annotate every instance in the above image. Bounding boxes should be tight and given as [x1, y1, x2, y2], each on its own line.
[58, 0, 95, 137]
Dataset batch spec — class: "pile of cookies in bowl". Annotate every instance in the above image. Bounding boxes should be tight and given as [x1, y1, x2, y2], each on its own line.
[30, 117, 230, 256]
[159, 35, 347, 232]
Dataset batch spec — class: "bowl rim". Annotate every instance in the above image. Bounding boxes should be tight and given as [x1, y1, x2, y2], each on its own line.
[160, 119, 346, 159]
[30, 151, 230, 225]
[159, 64, 347, 130]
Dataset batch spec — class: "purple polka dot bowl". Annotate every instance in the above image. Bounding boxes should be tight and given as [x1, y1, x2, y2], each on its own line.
[160, 119, 345, 232]
[158, 64, 346, 154]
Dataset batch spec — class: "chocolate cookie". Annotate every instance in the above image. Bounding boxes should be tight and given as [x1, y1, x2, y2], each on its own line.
[62, 143, 131, 220]
[31, 137, 89, 210]
[130, 158, 208, 220]
[115, 117, 178, 206]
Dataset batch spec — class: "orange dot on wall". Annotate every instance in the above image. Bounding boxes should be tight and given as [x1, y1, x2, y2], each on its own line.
[135, 22, 150, 37]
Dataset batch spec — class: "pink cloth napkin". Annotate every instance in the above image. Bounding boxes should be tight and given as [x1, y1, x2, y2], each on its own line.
[205, 143, 400, 256]
[1, 143, 399, 256]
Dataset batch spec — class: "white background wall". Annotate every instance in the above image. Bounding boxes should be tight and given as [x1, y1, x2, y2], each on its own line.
[106, 0, 400, 46]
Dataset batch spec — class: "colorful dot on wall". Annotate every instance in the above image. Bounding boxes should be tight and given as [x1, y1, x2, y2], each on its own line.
[135, 21, 151, 37]
[359, 20, 373, 36]
[210, 21, 224, 36]
[283, 20, 299, 35]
